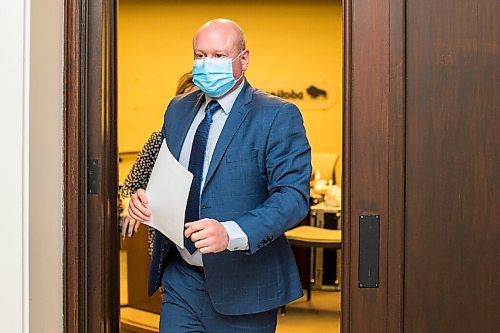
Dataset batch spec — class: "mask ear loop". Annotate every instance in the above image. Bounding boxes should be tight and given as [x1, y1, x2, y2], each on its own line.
[232, 50, 246, 83]
[231, 50, 245, 63]
[234, 71, 245, 83]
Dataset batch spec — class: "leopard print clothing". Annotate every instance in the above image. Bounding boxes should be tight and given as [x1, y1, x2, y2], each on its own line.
[119, 130, 163, 200]
[119, 130, 163, 256]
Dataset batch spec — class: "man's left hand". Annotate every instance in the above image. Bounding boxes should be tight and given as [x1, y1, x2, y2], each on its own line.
[185, 218, 229, 254]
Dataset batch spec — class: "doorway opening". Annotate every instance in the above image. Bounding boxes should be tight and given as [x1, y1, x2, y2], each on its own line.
[116, 1, 343, 332]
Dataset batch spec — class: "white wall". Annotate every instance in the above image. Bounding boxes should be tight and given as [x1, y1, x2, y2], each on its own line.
[0, 0, 64, 332]
[29, 0, 64, 331]
[0, 0, 30, 331]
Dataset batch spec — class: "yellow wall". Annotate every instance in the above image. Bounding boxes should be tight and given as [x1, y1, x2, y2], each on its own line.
[118, 0, 343, 183]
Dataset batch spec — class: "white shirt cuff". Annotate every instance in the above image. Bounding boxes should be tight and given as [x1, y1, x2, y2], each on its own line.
[221, 221, 249, 251]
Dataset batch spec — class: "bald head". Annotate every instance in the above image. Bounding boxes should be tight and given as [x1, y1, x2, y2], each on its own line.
[194, 19, 246, 53]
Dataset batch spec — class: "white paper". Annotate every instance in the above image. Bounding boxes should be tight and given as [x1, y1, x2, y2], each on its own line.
[144, 139, 193, 248]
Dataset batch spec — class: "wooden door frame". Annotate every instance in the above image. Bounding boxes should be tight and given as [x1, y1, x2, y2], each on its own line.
[342, 0, 406, 331]
[63, 0, 407, 331]
[64, 0, 119, 332]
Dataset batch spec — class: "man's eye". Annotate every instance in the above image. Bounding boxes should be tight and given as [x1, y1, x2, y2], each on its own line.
[214, 54, 226, 58]
[195, 54, 205, 59]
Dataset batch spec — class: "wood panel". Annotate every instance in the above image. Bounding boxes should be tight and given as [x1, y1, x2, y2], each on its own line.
[341, 0, 353, 329]
[344, 0, 408, 331]
[86, 0, 119, 331]
[405, 0, 500, 331]
[386, 0, 406, 331]
[64, 0, 87, 331]
[343, 0, 392, 331]
[64, 0, 119, 331]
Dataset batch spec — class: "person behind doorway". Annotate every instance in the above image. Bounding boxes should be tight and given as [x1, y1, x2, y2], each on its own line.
[119, 71, 198, 253]
[128, 19, 312, 332]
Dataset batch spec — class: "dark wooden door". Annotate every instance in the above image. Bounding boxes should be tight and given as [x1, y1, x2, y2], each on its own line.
[344, 0, 499, 331]
[404, 0, 500, 331]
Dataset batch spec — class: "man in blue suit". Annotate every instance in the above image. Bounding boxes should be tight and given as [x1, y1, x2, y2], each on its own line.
[128, 18, 311, 332]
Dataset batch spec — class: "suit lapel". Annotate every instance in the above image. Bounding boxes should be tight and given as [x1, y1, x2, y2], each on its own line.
[203, 82, 254, 189]
[168, 92, 205, 160]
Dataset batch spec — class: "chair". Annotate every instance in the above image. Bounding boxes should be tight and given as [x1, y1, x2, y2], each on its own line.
[281, 226, 342, 315]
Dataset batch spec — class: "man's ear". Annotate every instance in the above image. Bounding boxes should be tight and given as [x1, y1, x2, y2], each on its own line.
[241, 49, 250, 71]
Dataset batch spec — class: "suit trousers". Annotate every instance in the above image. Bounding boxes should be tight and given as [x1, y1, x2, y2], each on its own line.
[159, 253, 279, 333]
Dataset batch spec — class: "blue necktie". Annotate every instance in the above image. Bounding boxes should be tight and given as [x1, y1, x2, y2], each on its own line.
[184, 100, 221, 253]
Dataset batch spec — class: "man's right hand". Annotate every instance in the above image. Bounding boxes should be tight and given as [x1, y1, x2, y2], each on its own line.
[128, 189, 151, 222]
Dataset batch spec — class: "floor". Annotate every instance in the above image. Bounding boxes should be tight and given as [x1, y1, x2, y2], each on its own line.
[276, 291, 340, 333]
[121, 290, 340, 333]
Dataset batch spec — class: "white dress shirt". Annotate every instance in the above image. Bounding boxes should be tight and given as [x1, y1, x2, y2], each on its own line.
[177, 80, 249, 266]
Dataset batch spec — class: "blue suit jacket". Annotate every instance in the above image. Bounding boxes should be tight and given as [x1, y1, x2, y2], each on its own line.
[148, 81, 312, 315]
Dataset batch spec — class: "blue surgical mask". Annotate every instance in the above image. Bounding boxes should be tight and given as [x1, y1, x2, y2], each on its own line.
[192, 52, 244, 98]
